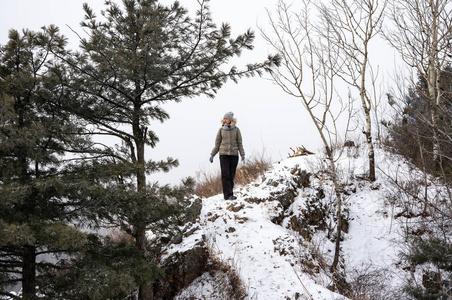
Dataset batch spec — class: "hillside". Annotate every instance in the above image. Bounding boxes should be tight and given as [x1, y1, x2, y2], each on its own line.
[158, 144, 445, 299]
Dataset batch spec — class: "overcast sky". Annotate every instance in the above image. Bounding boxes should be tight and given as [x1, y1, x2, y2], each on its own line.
[0, 0, 400, 185]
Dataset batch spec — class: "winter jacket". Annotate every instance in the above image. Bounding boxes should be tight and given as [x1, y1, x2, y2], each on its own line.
[210, 119, 245, 157]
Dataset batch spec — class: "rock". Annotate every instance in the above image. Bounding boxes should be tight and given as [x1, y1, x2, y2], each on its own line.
[226, 203, 244, 212]
[185, 198, 202, 223]
[154, 242, 209, 300]
[344, 140, 355, 147]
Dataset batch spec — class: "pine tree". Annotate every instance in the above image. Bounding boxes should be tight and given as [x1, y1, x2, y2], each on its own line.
[0, 25, 149, 299]
[0, 27, 94, 298]
[402, 237, 452, 299]
[388, 67, 452, 178]
[62, 0, 280, 298]
[388, 68, 452, 300]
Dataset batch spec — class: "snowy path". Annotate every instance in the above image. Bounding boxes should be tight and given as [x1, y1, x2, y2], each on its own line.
[200, 193, 345, 300]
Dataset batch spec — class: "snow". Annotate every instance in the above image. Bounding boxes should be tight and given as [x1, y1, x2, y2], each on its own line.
[199, 196, 338, 299]
[165, 144, 430, 299]
[6, 143, 442, 299]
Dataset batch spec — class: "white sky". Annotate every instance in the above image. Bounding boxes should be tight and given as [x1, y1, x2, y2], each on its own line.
[0, 0, 401, 185]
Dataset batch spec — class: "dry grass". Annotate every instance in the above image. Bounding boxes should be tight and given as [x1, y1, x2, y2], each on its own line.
[194, 152, 272, 198]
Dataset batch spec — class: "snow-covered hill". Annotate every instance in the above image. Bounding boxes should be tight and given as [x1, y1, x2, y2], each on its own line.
[161, 144, 444, 299]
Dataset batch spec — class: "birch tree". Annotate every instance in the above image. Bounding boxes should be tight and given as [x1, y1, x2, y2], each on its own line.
[318, 0, 387, 182]
[385, 0, 452, 169]
[262, 0, 352, 274]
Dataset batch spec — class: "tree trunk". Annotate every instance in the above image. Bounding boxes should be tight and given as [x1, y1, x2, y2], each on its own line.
[137, 225, 153, 300]
[138, 281, 154, 300]
[364, 118, 376, 182]
[22, 245, 37, 300]
[427, 2, 441, 169]
[133, 113, 153, 300]
[18, 103, 37, 299]
[428, 63, 441, 168]
[332, 198, 342, 271]
[327, 148, 342, 271]
[360, 46, 376, 182]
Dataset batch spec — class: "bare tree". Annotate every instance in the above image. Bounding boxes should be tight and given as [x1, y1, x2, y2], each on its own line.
[262, 0, 352, 272]
[385, 0, 452, 169]
[318, 0, 387, 182]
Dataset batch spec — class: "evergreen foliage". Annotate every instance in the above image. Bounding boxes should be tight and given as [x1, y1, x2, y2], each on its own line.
[39, 234, 156, 300]
[402, 237, 452, 299]
[387, 66, 452, 178]
[387, 67, 452, 300]
[1, 0, 279, 298]
[0, 25, 141, 300]
[58, 0, 279, 298]
[0, 27, 93, 298]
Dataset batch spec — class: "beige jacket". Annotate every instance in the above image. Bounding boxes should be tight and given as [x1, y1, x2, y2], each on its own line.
[210, 119, 245, 157]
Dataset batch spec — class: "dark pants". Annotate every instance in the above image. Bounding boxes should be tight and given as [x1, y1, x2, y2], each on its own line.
[220, 155, 239, 199]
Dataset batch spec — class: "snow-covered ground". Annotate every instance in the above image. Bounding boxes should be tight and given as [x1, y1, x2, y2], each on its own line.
[5, 143, 443, 299]
[165, 144, 431, 299]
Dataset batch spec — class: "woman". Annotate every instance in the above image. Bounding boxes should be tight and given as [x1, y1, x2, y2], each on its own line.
[209, 112, 245, 200]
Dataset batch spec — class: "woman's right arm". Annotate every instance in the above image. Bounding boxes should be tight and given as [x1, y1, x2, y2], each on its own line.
[210, 129, 222, 156]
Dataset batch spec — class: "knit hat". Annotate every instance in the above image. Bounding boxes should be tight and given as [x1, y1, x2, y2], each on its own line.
[223, 111, 234, 122]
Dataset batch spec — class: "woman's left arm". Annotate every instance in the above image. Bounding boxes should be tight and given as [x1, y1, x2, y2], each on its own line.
[237, 128, 245, 158]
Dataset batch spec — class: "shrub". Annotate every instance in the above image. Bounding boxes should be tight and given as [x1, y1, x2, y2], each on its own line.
[194, 152, 272, 198]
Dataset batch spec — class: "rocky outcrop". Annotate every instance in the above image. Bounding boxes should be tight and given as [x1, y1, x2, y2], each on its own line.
[154, 242, 208, 300]
[153, 198, 207, 300]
